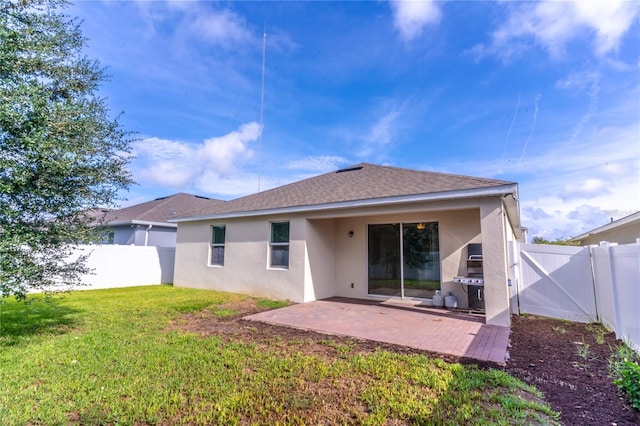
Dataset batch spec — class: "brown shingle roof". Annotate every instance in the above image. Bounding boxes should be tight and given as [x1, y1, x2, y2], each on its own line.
[177, 163, 514, 219]
[97, 193, 224, 225]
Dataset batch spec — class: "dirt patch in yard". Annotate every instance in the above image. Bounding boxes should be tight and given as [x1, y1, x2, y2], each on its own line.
[170, 300, 640, 425]
[169, 299, 451, 361]
[503, 315, 639, 426]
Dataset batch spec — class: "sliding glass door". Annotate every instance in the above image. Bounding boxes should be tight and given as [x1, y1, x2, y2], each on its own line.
[402, 223, 440, 298]
[368, 224, 401, 297]
[368, 222, 440, 299]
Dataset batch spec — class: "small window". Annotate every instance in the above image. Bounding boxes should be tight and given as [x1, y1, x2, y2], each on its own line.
[210, 225, 226, 266]
[270, 222, 289, 268]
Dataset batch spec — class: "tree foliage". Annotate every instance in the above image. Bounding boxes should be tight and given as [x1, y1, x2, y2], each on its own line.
[0, 0, 133, 299]
[531, 236, 580, 246]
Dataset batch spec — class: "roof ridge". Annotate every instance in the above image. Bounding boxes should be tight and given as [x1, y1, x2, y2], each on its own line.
[145, 192, 218, 217]
[144, 193, 183, 216]
[361, 162, 511, 184]
[173, 162, 516, 221]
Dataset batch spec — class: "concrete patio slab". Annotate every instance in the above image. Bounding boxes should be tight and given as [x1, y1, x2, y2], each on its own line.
[245, 297, 510, 365]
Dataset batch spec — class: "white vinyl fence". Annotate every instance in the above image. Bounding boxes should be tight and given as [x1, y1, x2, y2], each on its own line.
[72, 245, 175, 290]
[590, 243, 640, 353]
[516, 241, 640, 353]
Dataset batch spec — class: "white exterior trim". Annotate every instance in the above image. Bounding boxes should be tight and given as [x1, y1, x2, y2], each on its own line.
[169, 184, 518, 223]
[107, 220, 178, 228]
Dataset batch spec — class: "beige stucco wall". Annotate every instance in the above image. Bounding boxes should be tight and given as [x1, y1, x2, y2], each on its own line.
[173, 196, 513, 326]
[304, 219, 336, 301]
[480, 200, 511, 326]
[173, 215, 308, 302]
[331, 209, 482, 309]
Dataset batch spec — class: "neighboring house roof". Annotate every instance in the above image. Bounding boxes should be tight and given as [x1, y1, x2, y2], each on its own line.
[172, 163, 518, 224]
[84, 208, 113, 221]
[94, 193, 225, 227]
[569, 211, 640, 243]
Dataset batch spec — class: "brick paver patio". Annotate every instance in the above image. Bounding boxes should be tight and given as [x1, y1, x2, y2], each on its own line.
[245, 297, 510, 365]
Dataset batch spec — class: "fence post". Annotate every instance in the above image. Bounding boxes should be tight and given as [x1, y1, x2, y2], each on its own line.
[602, 242, 623, 339]
[587, 245, 600, 322]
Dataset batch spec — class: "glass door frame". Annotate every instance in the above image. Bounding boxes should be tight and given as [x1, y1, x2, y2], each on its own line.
[366, 220, 441, 300]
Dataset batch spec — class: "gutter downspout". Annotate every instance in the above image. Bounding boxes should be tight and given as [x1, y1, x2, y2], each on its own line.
[144, 224, 153, 246]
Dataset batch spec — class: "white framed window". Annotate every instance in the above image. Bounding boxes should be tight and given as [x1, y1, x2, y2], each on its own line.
[270, 222, 289, 268]
[210, 225, 226, 266]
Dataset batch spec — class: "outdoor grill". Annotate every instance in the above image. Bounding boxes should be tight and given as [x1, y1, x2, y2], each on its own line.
[453, 244, 485, 312]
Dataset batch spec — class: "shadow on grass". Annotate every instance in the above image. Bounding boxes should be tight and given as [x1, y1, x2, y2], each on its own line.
[0, 298, 81, 347]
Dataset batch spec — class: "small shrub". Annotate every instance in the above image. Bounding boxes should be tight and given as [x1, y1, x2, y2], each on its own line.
[576, 341, 591, 360]
[609, 344, 640, 411]
[615, 361, 640, 410]
[586, 323, 607, 345]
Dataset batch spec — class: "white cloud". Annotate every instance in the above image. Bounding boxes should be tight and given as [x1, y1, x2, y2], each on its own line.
[438, 116, 640, 241]
[566, 204, 613, 224]
[570, 0, 640, 56]
[286, 156, 350, 172]
[132, 1, 253, 48]
[131, 125, 352, 199]
[199, 122, 261, 174]
[523, 206, 552, 221]
[521, 204, 634, 241]
[368, 108, 402, 146]
[133, 137, 198, 187]
[474, 0, 640, 61]
[555, 70, 600, 93]
[519, 157, 639, 239]
[196, 171, 264, 196]
[189, 8, 251, 46]
[390, 0, 442, 42]
[132, 122, 261, 192]
[564, 205, 632, 241]
[356, 103, 406, 160]
[559, 178, 610, 201]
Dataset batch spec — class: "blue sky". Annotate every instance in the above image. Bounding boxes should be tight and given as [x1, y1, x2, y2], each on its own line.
[70, 0, 640, 241]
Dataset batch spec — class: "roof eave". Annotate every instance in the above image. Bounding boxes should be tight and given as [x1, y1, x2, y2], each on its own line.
[105, 220, 178, 228]
[170, 184, 519, 223]
[502, 191, 521, 239]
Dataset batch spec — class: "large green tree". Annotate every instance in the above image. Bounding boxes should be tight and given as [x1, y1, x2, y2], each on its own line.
[0, 0, 133, 299]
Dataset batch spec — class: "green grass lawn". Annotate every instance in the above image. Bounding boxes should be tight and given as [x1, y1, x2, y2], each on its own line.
[0, 285, 559, 425]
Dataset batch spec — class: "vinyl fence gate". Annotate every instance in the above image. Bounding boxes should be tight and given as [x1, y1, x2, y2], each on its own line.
[514, 242, 640, 353]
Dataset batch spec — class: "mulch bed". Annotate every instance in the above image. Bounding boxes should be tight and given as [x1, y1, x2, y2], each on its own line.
[503, 315, 640, 426]
[172, 301, 640, 425]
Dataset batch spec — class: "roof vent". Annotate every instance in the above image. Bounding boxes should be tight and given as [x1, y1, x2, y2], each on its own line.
[195, 195, 210, 200]
[336, 166, 363, 173]
[154, 196, 169, 201]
